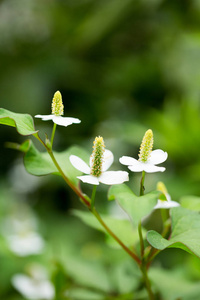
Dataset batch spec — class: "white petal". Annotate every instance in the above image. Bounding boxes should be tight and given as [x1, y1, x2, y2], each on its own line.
[77, 175, 99, 185]
[128, 161, 146, 172]
[102, 150, 114, 171]
[142, 163, 166, 173]
[69, 155, 90, 174]
[12, 274, 55, 300]
[52, 116, 81, 127]
[148, 149, 168, 165]
[99, 171, 129, 185]
[119, 156, 138, 166]
[7, 233, 44, 256]
[35, 114, 54, 121]
[154, 200, 180, 209]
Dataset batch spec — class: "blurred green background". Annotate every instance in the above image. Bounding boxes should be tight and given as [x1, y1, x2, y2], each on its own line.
[1, 0, 200, 299]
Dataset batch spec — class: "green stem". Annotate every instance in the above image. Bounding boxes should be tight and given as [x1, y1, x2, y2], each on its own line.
[138, 171, 146, 258]
[91, 208, 141, 265]
[91, 185, 97, 210]
[138, 221, 144, 258]
[161, 208, 169, 226]
[140, 170, 146, 196]
[140, 263, 154, 300]
[51, 123, 57, 147]
[34, 133, 141, 265]
[35, 133, 90, 207]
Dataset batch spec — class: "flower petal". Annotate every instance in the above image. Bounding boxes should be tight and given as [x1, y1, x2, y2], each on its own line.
[12, 274, 55, 300]
[99, 171, 129, 185]
[119, 156, 138, 166]
[154, 200, 180, 209]
[142, 163, 166, 173]
[148, 149, 168, 165]
[128, 161, 146, 172]
[52, 116, 81, 126]
[69, 155, 90, 174]
[102, 150, 114, 171]
[35, 114, 54, 121]
[77, 175, 99, 185]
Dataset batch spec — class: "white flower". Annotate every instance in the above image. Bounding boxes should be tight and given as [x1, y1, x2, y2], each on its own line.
[119, 149, 168, 173]
[70, 137, 129, 185]
[120, 129, 168, 173]
[154, 181, 180, 209]
[12, 266, 55, 300]
[34, 114, 81, 127]
[2, 212, 45, 256]
[6, 232, 45, 256]
[35, 90, 81, 127]
[154, 193, 180, 209]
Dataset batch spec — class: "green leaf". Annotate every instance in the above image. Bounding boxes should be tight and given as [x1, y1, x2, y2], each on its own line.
[108, 184, 160, 226]
[73, 209, 143, 248]
[150, 267, 200, 300]
[180, 195, 200, 211]
[18, 140, 89, 186]
[147, 206, 200, 258]
[67, 288, 105, 300]
[0, 108, 38, 136]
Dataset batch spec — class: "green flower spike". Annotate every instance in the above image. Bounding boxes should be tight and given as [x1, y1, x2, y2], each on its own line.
[70, 136, 129, 185]
[120, 129, 168, 173]
[35, 91, 81, 127]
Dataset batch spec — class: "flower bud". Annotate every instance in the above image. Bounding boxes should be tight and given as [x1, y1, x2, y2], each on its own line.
[90, 136, 105, 177]
[51, 91, 64, 116]
[138, 129, 153, 162]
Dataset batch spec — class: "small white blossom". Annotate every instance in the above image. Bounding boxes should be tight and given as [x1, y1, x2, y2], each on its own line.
[34, 114, 81, 127]
[120, 129, 167, 173]
[2, 213, 45, 256]
[120, 149, 168, 173]
[70, 137, 129, 185]
[6, 232, 45, 256]
[154, 193, 180, 209]
[35, 91, 81, 127]
[12, 265, 55, 300]
[154, 182, 180, 209]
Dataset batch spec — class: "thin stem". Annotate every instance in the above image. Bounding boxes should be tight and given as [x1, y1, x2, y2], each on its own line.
[140, 170, 146, 196]
[138, 171, 145, 258]
[138, 221, 144, 258]
[91, 185, 97, 210]
[91, 208, 141, 265]
[140, 263, 154, 300]
[161, 208, 169, 226]
[51, 123, 57, 147]
[34, 133, 141, 265]
[35, 133, 90, 207]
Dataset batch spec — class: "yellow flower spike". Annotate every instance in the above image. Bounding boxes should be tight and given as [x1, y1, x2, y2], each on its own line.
[35, 90, 81, 127]
[157, 181, 168, 196]
[51, 91, 64, 116]
[154, 181, 180, 209]
[90, 136, 105, 177]
[138, 129, 153, 162]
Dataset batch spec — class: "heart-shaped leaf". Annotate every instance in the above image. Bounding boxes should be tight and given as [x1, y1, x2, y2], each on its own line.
[147, 206, 200, 258]
[180, 195, 200, 211]
[108, 184, 160, 226]
[0, 108, 38, 136]
[17, 140, 89, 186]
[150, 267, 200, 300]
[73, 209, 143, 248]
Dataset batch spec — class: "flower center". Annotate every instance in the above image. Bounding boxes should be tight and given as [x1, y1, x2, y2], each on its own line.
[90, 136, 105, 177]
[138, 129, 153, 162]
[51, 91, 64, 116]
